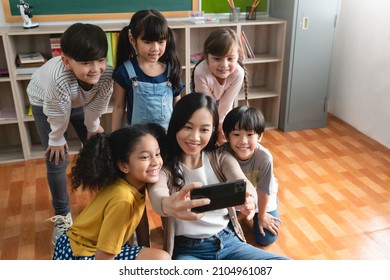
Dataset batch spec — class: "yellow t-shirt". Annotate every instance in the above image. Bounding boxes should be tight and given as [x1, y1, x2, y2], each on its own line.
[67, 178, 145, 256]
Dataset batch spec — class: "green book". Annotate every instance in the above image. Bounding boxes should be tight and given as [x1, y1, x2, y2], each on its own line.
[105, 32, 113, 67]
[111, 32, 119, 68]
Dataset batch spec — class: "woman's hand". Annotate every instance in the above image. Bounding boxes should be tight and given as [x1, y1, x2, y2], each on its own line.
[161, 182, 210, 220]
[236, 192, 256, 220]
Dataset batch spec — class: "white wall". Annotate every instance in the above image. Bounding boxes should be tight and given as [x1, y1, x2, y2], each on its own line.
[328, 0, 390, 148]
[1, 0, 390, 148]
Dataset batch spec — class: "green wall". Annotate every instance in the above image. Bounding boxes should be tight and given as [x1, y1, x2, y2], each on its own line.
[202, 0, 268, 13]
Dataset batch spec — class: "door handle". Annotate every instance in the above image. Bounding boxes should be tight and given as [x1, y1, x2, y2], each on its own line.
[302, 17, 309, 29]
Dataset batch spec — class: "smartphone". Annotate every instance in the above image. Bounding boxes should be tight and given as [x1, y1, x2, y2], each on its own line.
[190, 179, 246, 213]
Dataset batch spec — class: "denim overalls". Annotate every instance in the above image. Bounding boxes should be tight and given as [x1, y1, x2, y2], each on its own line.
[124, 60, 173, 130]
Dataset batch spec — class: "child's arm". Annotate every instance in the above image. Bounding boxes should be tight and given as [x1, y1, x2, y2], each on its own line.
[95, 249, 115, 260]
[173, 94, 181, 106]
[111, 82, 127, 132]
[257, 190, 281, 236]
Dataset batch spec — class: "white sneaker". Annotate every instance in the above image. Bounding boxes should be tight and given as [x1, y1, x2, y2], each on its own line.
[48, 213, 73, 246]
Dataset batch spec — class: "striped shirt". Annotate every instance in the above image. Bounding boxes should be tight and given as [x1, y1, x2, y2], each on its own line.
[27, 56, 113, 146]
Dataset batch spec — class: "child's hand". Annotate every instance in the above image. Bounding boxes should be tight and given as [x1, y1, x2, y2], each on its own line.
[161, 182, 210, 220]
[44, 144, 68, 165]
[257, 213, 281, 236]
[236, 192, 256, 220]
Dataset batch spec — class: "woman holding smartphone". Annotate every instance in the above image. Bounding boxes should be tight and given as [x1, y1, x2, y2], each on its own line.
[147, 92, 290, 260]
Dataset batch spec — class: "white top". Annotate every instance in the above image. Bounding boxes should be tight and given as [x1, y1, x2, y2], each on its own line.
[175, 152, 229, 238]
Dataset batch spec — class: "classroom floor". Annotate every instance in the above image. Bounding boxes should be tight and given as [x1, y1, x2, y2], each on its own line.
[0, 114, 389, 260]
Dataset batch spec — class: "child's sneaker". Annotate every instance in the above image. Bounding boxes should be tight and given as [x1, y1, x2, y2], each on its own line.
[48, 213, 73, 246]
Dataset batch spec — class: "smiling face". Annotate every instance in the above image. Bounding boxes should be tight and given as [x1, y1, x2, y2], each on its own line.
[227, 128, 262, 161]
[62, 55, 107, 88]
[119, 133, 163, 189]
[176, 107, 214, 163]
[132, 36, 167, 63]
[206, 44, 240, 84]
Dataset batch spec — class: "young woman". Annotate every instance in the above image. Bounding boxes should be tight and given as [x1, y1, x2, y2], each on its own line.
[147, 93, 289, 260]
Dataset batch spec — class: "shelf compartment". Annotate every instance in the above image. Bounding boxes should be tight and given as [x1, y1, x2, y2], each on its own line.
[241, 22, 285, 60]
[237, 97, 280, 129]
[244, 62, 283, 95]
[0, 82, 18, 123]
[0, 123, 24, 162]
[15, 80, 31, 120]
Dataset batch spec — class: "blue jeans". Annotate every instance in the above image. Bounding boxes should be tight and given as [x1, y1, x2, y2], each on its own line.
[253, 209, 279, 246]
[32, 105, 87, 216]
[173, 223, 289, 260]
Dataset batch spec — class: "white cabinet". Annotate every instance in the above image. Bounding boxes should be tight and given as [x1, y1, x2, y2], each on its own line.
[0, 18, 285, 163]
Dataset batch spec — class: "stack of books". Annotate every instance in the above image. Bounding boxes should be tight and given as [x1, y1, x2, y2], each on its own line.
[15, 52, 46, 75]
[50, 35, 62, 58]
[105, 32, 119, 67]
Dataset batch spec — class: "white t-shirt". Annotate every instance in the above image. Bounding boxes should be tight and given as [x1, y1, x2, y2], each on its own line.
[175, 152, 229, 238]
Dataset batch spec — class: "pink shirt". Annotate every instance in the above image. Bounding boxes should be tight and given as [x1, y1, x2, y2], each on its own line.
[193, 60, 245, 123]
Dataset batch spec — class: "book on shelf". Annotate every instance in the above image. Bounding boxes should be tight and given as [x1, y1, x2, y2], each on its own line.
[241, 31, 255, 59]
[50, 35, 62, 58]
[17, 52, 45, 64]
[15, 66, 40, 75]
[111, 32, 119, 68]
[27, 105, 32, 116]
[16, 52, 46, 68]
[239, 34, 247, 59]
[105, 32, 113, 67]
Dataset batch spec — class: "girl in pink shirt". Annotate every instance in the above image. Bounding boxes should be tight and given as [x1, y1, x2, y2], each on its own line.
[191, 28, 248, 146]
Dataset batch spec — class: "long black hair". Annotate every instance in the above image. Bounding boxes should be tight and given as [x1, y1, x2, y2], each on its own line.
[165, 92, 219, 188]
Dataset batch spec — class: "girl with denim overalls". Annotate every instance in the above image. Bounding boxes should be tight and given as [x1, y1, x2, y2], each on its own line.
[112, 9, 184, 132]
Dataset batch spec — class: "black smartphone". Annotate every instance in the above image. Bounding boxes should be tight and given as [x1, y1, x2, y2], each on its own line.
[190, 179, 246, 213]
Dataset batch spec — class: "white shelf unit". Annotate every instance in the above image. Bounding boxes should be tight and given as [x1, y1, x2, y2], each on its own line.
[0, 17, 285, 163]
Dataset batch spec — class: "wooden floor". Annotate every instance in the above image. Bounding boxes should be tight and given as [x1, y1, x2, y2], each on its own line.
[0, 114, 389, 260]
